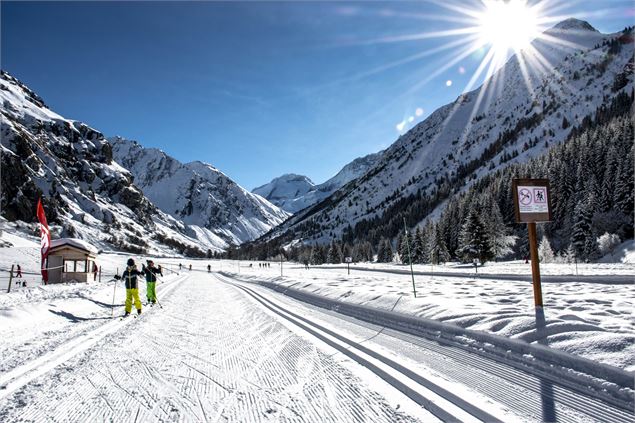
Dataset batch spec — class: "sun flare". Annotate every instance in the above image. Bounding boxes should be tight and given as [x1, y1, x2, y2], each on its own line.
[477, 0, 539, 56]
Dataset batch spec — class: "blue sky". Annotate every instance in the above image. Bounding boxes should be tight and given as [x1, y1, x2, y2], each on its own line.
[2, 1, 633, 190]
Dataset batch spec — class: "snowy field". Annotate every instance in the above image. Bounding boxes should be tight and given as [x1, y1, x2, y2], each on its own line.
[1, 231, 634, 421]
[227, 261, 635, 372]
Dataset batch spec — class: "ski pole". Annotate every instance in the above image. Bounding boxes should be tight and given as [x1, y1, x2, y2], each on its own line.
[111, 276, 118, 318]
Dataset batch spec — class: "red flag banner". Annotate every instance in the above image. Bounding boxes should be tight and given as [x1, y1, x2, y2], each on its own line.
[37, 198, 51, 284]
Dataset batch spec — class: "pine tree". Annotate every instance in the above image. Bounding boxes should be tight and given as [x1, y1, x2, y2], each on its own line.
[431, 223, 450, 264]
[413, 226, 427, 263]
[377, 238, 393, 263]
[458, 209, 493, 263]
[484, 199, 516, 260]
[375, 239, 386, 263]
[538, 236, 554, 263]
[570, 200, 593, 259]
[397, 232, 410, 264]
[326, 240, 342, 264]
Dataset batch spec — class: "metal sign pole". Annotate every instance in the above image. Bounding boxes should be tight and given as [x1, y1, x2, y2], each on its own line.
[403, 218, 417, 298]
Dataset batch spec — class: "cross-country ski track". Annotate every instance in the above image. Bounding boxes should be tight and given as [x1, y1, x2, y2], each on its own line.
[0, 271, 633, 422]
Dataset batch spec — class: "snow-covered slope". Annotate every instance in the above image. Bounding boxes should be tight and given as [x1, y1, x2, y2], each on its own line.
[110, 138, 290, 246]
[262, 19, 634, 244]
[253, 152, 382, 213]
[252, 174, 315, 212]
[0, 71, 251, 254]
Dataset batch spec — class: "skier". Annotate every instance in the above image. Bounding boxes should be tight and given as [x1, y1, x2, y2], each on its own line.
[92, 262, 98, 281]
[122, 258, 143, 317]
[142, 260, 162, 305]
[189, 264, 192, 271]
[207, 264, 211, 273]
[15, 264, 22, 278]
[179, 263, 182, 270]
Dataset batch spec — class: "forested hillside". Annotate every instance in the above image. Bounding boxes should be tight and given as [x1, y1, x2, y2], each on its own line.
[233, 89, 634, 264]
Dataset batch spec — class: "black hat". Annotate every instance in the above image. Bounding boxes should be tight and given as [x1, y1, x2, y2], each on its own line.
[127, 258, 135, 266]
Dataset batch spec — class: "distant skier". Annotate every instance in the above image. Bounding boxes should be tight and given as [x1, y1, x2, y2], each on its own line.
[92, 262, 98, 281]
[207, 264, 211, 273]
[122, 258, 143, 316]
[179, 263, 182, 270]
[189, 264, 192, 271]
[15, 264, 22, 278]
[142, 260, 162, 305]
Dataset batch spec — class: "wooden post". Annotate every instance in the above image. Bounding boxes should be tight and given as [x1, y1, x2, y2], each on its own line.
[528, 222, 543, 307]
[7, 264, 14, 293]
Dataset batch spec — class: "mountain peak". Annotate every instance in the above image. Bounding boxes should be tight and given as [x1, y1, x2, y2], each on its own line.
[551, 18, 598, 33]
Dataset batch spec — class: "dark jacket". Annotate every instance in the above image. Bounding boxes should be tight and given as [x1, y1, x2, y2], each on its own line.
[122, 267, 143, 289]
[142, 265, 161, 283]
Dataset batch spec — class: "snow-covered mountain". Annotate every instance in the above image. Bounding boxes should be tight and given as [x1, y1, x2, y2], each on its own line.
[110, 138, 290, 247]
[253, 152, 382, 213]
[0, 70, 287, 254]
[260, 19, 634, 245]
[252, 174, 315, 212]
[0, 70, 218, 255]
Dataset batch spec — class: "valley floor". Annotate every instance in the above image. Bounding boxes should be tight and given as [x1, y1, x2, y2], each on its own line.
[0, 236, 633, 421]
[0, 268, 633, 421]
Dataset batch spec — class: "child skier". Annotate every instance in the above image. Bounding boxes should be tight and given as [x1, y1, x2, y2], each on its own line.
[122, 258, 143, 316]
[142, 260, 162, 305]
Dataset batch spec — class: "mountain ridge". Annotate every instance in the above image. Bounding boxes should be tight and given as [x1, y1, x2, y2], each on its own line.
[251, 20, 633, 249]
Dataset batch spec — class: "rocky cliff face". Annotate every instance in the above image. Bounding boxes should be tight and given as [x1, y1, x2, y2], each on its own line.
[110, 138, 290, 247]
[0, 70, 253, 254]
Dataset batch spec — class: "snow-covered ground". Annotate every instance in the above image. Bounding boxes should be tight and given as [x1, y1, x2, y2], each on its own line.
[226, 260, 635, 372]
[1, 230, 633, 421]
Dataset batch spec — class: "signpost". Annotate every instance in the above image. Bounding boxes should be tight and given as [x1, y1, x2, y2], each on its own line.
[512, 178, 552, 308]
[345, 256, 352, 275]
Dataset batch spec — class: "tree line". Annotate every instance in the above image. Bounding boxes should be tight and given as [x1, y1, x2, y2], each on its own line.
[232, 89, 633, 264]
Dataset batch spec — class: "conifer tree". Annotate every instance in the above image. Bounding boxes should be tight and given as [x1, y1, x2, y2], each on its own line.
[326, 240, 342, 264]
[538, 236, 555, 263]
[570, 200, 593, 259]
[458, 209, 493, 263]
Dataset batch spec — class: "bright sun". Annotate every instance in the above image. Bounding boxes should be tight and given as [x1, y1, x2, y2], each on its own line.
[477, 0, 539, 56]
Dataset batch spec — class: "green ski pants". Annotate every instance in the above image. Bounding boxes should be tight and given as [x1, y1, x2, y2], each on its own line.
[146, 282, 156, 302]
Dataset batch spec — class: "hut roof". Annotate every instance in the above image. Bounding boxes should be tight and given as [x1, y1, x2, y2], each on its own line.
[49, 238, 99, 255]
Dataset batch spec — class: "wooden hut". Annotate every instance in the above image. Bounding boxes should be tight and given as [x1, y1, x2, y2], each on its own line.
[47, 238, 99, 283]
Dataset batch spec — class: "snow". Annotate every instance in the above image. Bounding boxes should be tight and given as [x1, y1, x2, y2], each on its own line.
[268, 22, 634, 243]
[50, 238, 99, 254]
[110, 137, 290, 247]
[1, 224, 633, 421]
[225, 260, 635, 372]
[253, 152, 383, 214]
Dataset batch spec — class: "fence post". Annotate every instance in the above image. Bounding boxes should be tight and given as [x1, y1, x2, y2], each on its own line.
[7, 264, 14, 293]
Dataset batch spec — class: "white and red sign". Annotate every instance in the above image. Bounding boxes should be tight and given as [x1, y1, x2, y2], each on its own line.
[513, 179, 552, 223]
[517, 185, 549, 213]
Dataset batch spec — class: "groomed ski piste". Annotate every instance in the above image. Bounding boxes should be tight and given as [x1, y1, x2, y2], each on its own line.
[0, 233, 633, 422]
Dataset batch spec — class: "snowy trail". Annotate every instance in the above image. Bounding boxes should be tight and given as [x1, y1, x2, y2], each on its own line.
[217, 273, 635, 423]
[0, 273, 430, 422]
[215, 274, 505, 422]
[0, 274, 186, 401]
